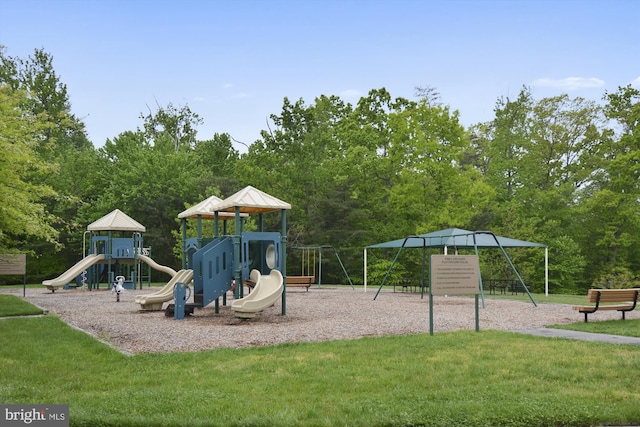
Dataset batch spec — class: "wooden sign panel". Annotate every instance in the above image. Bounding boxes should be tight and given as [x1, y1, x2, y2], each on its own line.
[0, 254, 26, 275]
[430, 255, 480, 296]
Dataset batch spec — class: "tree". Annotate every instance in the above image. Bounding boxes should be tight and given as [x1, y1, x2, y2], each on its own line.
[140, 102, 203, 153]
[578, 85, 640, 284]
[237, 95, 354, 245]
[0, 46, 91, 153]
[385, 98, 492, 233]
[192, 133, 240, 197]
[90, 129, 205, 270]
[0, 85, 58, 252]
[1, 46, 98, 279]
[468, 88, 607, 288]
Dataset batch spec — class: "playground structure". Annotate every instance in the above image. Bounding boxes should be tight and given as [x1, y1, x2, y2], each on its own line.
[42, 209, 170, 292]
[169, 186, 291, 319]
[42, 187, 293, 320]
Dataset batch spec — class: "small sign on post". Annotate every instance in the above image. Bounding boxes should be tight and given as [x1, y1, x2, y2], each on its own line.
[0, 254, 26, 275]
[0, 254, 27, 297]
[429, 255, 481, 335]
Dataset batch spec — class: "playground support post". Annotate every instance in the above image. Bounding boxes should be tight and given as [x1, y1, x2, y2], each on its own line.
[181, 218, 187, 270]
[233, 207, 242, 300]
[281, 209, 287, 316]
[173, 282, 187, 320]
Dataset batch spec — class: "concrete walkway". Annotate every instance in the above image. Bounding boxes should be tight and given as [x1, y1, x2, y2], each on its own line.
[515, 328, 640, 345]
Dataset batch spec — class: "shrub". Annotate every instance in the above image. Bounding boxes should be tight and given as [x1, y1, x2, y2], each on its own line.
[591, 266, 640, 289]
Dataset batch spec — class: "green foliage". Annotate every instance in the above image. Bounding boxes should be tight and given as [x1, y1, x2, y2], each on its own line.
[366, 256, 408, 286]
[591, 266, 640, 289]
[547, 235, 587, 293]
[0, 85, 59, 252]
[140, 101, 203, 152]
[94, 131, 200, 269]
[1, 46, 95, 280]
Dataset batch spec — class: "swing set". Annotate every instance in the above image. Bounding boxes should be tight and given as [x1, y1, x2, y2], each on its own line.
[290, 245, 355, 289]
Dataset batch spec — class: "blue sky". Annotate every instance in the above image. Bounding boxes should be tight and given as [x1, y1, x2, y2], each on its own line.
[1, 0, 638, 151]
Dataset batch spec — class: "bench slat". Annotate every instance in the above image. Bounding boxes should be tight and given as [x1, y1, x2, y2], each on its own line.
[586, 289, 639, 303]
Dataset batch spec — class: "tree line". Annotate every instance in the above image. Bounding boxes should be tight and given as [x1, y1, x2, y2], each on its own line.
[2, 47, 639, 293]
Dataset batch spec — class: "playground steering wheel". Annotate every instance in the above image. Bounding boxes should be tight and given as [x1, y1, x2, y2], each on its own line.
[173, 281, 192, 302]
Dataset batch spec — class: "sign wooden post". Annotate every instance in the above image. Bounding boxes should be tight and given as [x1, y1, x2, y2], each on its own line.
[429, 255, 480, 335]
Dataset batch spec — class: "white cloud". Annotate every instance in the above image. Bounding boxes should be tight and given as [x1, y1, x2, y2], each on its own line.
[531, 77, 605, 90]
[631, 76, 640, 88]
[339, 89, 362, 100]
[232, 92, 252, 99]
[222, 83, 233, 89]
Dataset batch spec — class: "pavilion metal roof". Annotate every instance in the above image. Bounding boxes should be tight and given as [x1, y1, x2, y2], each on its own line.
[366, 228, 546, 249]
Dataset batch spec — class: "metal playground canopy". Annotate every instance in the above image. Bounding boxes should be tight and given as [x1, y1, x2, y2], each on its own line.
[364, 228, 549, 296]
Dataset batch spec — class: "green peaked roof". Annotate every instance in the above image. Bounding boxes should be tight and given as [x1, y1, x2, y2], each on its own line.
[366, 228, 546, 249]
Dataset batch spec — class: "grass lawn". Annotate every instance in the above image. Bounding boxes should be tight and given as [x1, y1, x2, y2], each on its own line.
[1, 297, 640, 426]
[550, 318, 640, 338]
[0, 294, 44, 316]
[484, 292, 589, 306]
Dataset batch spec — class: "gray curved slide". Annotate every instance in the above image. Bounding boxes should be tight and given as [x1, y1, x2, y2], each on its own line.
[42, 254, 106, 291]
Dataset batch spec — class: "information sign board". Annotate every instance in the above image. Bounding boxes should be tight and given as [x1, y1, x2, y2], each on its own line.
[429, 254, 481, 335]
[430, 255, 479, 296]
[0, 254, 26, 275]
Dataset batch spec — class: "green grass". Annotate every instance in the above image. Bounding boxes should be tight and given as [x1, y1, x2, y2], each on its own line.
[0, 283, 42, 289]
[550, 318, 640, 338]
[483, 292, 589, 306]
[1, 282, 168, 290]
[0, 294, 44, 316]
[2, 298, 640, 426]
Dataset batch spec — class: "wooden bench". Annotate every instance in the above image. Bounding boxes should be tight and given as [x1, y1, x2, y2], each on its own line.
[285, 276, 315, 291]
[573, 288, 640, 322]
